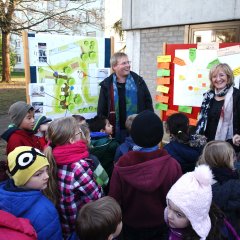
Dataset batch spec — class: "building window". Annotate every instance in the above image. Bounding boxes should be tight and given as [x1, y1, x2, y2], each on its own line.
[186, 21, 240, 43]
[86, 31, 96, 37]
[15, 39, 21, 48]
[16, 54, 22, 63]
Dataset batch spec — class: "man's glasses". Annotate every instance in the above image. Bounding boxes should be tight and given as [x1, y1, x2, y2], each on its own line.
[118, 61, 131, 66]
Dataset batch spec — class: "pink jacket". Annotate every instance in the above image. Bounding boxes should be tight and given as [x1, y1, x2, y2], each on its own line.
[0, 210, 37, 240]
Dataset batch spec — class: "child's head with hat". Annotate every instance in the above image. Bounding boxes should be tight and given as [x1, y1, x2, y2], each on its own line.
[166, 165, 214, 240]
[8, 146, 49, 189]
[130, 110, 163, 148]
[33, 115, 52, 136]
[8, 101, 34, 130]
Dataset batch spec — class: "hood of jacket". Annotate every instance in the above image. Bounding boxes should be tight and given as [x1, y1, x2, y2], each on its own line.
[91, 135, 112, 147]
[0, 210, 37, 240]
[0, 180, 46, 217]
[1, 127, 34, 142]
[120, 136, 137, 151]
[0, 180, 62, 239]
[115, 149, 174, 192]
[164, 141, 202, 164]
[90, 132, 108, 139]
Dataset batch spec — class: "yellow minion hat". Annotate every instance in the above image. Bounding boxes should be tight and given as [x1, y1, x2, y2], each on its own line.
[7, 146, 49, 187]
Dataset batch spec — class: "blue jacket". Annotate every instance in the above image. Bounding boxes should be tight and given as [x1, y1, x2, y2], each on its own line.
[211, 167, 240, 234]
[164, 141, 202, 173]
[0, 180, 62, 240]
[114, 136, 138, 162]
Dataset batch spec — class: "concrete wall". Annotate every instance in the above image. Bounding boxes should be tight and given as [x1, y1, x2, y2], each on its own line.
[126, 26, 185, 110]
[123, 0, 240, 30]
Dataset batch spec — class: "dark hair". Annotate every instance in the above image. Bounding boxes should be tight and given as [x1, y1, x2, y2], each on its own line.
[183, 203, 227, 240]
[76, 196, 122, 240]
[166, 113, 190, 144]
[88, 115, 107, 132]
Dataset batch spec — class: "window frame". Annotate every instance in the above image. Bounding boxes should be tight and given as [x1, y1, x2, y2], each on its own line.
[185, 21, 240, 43]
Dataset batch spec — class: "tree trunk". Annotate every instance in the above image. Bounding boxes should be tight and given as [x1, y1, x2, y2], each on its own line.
[2, 31, 11, 83]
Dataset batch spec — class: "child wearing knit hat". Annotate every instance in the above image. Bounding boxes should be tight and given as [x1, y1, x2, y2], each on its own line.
[109, 110, 182, 240]
[1, 101, 47, 155]
[165, 164, 240, 239]
[0, 146, 62, 240]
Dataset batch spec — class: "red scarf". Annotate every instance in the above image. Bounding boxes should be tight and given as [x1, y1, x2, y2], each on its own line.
[53, 140, 89, 165]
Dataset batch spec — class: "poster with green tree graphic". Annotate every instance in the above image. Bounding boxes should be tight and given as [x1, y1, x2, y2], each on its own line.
[27, 33, 110, 119]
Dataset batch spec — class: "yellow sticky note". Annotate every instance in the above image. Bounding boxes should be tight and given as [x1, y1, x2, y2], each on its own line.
[233, 67, 240, 76]
[157, 85, 169, 94]
[179, 75, 186, 80]
[157, 55, 171, 63]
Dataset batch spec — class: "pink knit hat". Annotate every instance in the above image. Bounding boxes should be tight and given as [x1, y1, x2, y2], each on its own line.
[167, 165, 214, 240]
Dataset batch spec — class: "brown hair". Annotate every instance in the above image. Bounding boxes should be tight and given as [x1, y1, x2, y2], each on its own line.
[198, 140, 235, 169]
[79, 123, 91, 145]
[72, 114, 86, 124]
[209, 63, 234, 90]
[76, 196, 122, 240]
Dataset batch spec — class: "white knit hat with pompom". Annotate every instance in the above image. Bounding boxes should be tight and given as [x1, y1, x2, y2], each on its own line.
[167, 165, 214, 240]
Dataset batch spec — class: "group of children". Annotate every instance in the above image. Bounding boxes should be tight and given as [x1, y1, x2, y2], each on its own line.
[0, 100, 240, 240]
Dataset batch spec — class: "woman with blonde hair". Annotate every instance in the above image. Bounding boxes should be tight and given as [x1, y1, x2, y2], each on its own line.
[198, 140, 240, 234]
[196, 63, 240, 145]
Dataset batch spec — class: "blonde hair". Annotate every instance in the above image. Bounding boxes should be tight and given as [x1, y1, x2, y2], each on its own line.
[209, 63, 234, 90]
[198, 140, 235, 169]
[44, 117, 81, 205]
[125, 114, 138, 133]
[110, 52, 128, 68]
[79, 123, 91, 145]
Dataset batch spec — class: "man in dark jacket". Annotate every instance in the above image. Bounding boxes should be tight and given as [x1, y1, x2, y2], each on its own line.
[97, 52, 153, 143]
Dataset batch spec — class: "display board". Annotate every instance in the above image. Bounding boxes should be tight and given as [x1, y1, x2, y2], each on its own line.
[23, 32, 111, 119]
[155, 43, 240, 124]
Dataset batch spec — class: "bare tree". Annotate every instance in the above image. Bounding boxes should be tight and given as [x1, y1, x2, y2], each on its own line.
[0, 0, 104, 82]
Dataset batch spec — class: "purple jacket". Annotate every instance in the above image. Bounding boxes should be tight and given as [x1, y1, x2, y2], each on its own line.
[109, 149, 182, 228]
